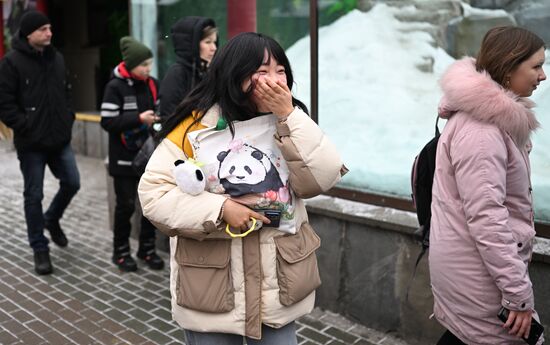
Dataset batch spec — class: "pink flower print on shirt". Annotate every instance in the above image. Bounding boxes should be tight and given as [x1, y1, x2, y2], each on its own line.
[228, 139, 245, 152]
[278, 187, 290, 203]
[265, 190, 278, 201]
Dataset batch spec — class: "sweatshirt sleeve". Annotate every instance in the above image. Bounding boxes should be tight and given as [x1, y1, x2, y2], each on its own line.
[274, 107, 345, 198]
[0, 57, 28, 133]
[100, 82, 143, 133]
[138, 138, 230, 240]
[451, 127, 533, 311]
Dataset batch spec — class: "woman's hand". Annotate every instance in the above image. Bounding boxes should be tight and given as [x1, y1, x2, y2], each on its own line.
[503, 309, 532, 339]
[254, 77, 294, 118]
[222, 199, 270, 231]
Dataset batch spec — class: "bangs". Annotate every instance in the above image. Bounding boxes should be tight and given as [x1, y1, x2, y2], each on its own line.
[265, 39, 289, 68]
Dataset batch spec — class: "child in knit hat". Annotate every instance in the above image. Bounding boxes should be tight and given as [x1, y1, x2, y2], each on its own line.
[120, 36, 153, 73]
[100, 36, 164, 272]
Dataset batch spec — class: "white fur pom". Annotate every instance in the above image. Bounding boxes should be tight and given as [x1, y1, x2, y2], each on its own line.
[173, 160, 206, 196]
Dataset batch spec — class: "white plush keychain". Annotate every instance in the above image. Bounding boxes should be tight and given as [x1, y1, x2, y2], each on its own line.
[173, 159, 206, 195]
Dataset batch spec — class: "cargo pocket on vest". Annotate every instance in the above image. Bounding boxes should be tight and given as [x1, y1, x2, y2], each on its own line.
[175, 237, 234, 313]
[274, 222, 321, 306]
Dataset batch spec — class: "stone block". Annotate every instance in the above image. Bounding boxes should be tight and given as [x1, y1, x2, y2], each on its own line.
[84, 122, 105, 158]
[344, 223, 400, 331]
[71, 120, 87, 156]
[529, 261, 550, 330]
[514, 4, 550, 45]
[309, 215, 344, 312]
[470, 0, 515, 9]
[446, 12, 516, 58]
[395, 237, 443, 343]
[71, 117, 108, 159]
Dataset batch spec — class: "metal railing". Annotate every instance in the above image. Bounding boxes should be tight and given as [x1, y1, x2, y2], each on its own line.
[325, 187, 550, 239]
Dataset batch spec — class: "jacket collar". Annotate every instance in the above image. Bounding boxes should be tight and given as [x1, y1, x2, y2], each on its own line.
[113, 62, 158, 102]
[114, 62, 135, 80]
[11, 31, 56, 60]
[438, 57, 539, 147]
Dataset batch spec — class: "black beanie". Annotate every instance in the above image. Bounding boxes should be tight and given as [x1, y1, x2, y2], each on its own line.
[20, 11, 50, 37]
[120, 36, 153, 71]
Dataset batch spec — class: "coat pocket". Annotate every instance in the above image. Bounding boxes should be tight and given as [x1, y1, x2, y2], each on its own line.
[175, 237, 234, 313]
[274, 222, 321, 306]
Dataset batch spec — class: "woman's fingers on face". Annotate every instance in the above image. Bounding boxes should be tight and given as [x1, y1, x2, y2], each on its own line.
[268, 79, 286, 94]
[255, 87, 272, 104]
[262, 79, 277, 94]
[276, 79, 290, 92]
[260, 78, 280, 94]
[264, 77, 276, 88]
[253, 87, 265, 98]
[255, 80, 271, 96]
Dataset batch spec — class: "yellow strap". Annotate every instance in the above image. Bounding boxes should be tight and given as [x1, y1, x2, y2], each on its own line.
[225, 218, 257, 238]
[75, 113, 101, 123]
[166, 112, 207, 157]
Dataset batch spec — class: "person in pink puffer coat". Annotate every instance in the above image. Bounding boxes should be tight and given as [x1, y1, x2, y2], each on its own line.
[429, 26, 546, 345]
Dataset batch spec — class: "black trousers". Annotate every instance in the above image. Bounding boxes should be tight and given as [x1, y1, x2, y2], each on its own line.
[113, 176, 155, 252]
[17, 145, 80, 251]
[437, 330, 467, 345]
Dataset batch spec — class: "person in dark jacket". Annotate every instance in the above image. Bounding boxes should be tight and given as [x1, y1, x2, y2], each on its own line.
[100, 36, 164, 272]
[159, 16, 217, 118]
[0, 11, 80, 275]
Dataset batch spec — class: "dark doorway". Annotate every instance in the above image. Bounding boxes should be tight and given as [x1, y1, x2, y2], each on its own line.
[47, 0, 129, 112]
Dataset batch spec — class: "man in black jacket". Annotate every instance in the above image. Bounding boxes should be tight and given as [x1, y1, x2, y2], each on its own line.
[0, 11, 80, 275]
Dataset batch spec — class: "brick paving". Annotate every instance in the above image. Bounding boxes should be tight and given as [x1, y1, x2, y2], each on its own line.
[0, 144, 410, 345]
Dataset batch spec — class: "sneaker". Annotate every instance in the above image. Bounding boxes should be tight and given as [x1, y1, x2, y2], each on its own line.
[44, 219, 68, 247]
[137, 251, 165, 270]
[34, 251, 53, 275]
[112, 254, 138, 272]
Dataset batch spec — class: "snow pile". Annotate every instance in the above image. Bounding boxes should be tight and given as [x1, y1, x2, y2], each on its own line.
[287, 5, 451, 195]
[286, 4, 550, 222]
[461, 3, 510, 19]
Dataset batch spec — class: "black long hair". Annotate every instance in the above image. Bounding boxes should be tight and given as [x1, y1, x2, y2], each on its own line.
[158, 32, 308, 141]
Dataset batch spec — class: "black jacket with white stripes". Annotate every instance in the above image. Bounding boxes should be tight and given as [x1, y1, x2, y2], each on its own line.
[100, 64, 159, 177]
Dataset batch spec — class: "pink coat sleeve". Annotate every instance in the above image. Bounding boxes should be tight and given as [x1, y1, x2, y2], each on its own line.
[450, 127, 534, 311]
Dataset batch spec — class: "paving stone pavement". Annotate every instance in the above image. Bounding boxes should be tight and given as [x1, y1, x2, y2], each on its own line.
[0, 144, 411, 345]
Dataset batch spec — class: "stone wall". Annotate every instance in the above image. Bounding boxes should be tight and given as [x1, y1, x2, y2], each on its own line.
[305, 196, 550, 344]
[0, 114, 108, 158]
[71, 113, 109, 159]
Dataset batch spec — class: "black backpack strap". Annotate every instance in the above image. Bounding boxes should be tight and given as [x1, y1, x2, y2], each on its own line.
[405, 223, 429, 302]
[405, 248, 427, 301]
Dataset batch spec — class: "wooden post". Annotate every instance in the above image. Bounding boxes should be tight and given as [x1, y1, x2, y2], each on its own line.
[227, 0, 256, 38]
[0, 3, 4, 58]
[309, 0, 318, 123]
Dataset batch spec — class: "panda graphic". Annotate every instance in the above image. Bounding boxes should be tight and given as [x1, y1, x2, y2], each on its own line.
[217, 143, 284, 196]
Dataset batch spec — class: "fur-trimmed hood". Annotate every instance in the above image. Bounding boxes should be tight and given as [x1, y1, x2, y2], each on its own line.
[438, 57, 539, 147]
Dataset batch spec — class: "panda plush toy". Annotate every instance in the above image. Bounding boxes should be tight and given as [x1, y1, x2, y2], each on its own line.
[173, 159, 206, 195]
[216, 144, 284, 196]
